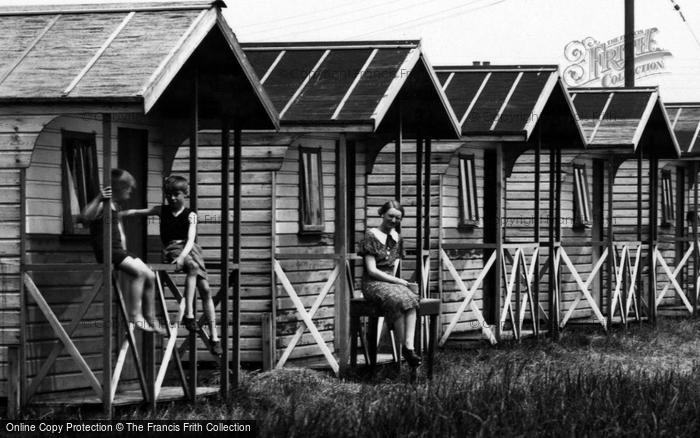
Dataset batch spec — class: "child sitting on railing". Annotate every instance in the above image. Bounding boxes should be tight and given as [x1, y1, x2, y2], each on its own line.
[82, 168, 166, 336]
[121, 175, 221, 356]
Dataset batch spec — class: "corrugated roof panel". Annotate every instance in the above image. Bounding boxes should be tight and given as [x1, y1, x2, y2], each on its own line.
[245, 50, 282, 79]
[463, 71, 518, 132]
[494, 71, 550, 132]
[336, 48, 409, 120]
[443, 72, 488, 121]
[71, 10, 201, 97]
[0, 13, 125, 97]
[283, 49, 372, 121]
[604, 92, 651, 120]
[255, 49, 325, 113]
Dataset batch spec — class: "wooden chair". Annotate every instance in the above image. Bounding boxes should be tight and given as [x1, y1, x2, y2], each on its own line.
[348, 259, 440, 377]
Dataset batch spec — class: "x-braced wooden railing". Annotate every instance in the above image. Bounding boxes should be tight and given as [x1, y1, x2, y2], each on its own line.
[558, 246, 608, 330]
[500, 244, 540, 340]
[654, 242, 698, 314]
[609, 243, 643, 323]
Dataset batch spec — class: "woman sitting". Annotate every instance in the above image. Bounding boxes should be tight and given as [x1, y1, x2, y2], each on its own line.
[358, 200, 421, 368]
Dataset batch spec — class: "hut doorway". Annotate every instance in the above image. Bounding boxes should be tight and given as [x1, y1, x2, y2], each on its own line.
[118, 128, 149, 259]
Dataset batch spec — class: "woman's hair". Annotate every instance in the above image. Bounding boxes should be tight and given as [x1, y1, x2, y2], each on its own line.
[378, 200, 404, 217]
[163, 175, 189, 195]
[111, 168, 136, 191]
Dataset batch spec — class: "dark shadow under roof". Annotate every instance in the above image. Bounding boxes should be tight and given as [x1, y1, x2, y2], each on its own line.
[571, 88, 679, 158]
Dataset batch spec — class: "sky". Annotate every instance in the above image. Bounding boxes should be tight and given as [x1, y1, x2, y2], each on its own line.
[3, 0, 700, 102]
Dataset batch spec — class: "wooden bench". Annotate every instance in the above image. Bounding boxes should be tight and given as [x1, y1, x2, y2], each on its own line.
[350, 297, 440, 378]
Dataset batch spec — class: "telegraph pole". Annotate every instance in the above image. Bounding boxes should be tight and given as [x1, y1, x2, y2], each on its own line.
[625, 0, 635, 87]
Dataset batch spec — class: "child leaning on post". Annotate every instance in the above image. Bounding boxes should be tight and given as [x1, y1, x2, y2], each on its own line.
[121, 175, 222, 357]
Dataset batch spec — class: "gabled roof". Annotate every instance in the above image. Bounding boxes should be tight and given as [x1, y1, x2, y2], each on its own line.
[434, 65, 583, 144]
[241, 41, 460, 137]
[571, 87, 680, 157]
[0, 0, 277, 126]
[666, 103, 700, 156]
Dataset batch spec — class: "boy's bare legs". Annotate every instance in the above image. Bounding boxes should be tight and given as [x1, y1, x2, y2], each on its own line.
[197, 277, 219, 342]
[118, 257, 164, 335]
[184, 272, 197, 319]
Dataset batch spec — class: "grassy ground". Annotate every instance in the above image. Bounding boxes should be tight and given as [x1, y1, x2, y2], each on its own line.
[25, 318, 700, 436]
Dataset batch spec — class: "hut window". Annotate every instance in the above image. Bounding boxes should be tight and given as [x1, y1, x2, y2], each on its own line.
[573, 164, 591, 228]
[661, 170, 674, 226]
[62, 131, 99, 234]
[458, 155, 479, 227]
[299, 147, 324, 233]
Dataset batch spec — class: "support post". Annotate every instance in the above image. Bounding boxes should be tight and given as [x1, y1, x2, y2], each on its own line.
[555, 147, 562, 331]
[547, 145, 557, 338]
[416, 131, 424, 296]
[606, 157, 615, 328]
[625, 0, 635, 88]
[102, 113, 113, 417]
[220, 120, 230, 398]
[637, 151, 643, 324]
[395, 118, 402, 277]
[495, 143, 504, 341]
[7, 345, 19, 419]
[648, 156, 658, 324]
[534, 130, 541, 336]
[694, 162, 699, 316]
[232, 127, 242, 390]
[336, 134, 350, 373]
[187, 69, 199, 402]
[19, 168, 26, 407]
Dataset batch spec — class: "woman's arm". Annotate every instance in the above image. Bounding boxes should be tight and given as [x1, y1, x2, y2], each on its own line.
[365, 255, 408, 286]
[174, 212, 198, 269]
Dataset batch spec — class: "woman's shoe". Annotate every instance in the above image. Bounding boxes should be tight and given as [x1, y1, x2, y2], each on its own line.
[402, 346, 422, 368]
[182, 316, 198, 332]
[209, 340, 223, 357]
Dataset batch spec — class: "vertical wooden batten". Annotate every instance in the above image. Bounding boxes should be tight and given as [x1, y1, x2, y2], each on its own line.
[606, 156, 614, 329]
[187, 69, 199, 401]
[219, 120, 230, 398]
[102, 113, 113, 416]
[335, 134, 349, 373]
[694, 162, 699, 316]
[19, 168, 26, 407]
[232, 127, 241, 389]
[533, 129, 541, 336]
[648, 156, 658, 324]
[495, 143, 503, 342]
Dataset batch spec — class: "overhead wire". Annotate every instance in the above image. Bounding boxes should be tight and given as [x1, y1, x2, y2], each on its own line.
[669, 0, 700, 50]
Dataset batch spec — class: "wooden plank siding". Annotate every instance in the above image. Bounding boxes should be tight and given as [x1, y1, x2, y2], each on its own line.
[0, 168, 21, 395]
[21, 114, 168, 397]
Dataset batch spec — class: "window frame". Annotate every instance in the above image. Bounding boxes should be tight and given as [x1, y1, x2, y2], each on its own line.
[299, 146, 325, 234]
[61, 130, 99, 235]
[661, 169, 674, 227]
[458, 154, 479, 228]
[572, 163, 592, 229]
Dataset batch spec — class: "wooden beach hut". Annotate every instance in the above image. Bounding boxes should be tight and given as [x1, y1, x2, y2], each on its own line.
[0, 0, 278, 415]
[565, 87, 680, 330]
[654, 103, 700, 316]
[169, 40, 460, 373]
[368, 64, 586, 345]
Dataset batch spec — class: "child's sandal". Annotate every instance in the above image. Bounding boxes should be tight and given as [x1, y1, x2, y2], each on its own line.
[182, 317, 198, 332]
[209, 340, 222, 357]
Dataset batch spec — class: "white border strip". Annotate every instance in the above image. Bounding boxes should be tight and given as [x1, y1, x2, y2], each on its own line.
[260, 50, 285, 85]
[459, 72, 491, 127]
[0, 14, 61, 87]
[63, 12, 135, 96]
[441, 72, 455, 91]
[278, 49, 330, 120]
[589, 92, 614, 144]
[671, 107, 683, 129]
[331, 48, 377, 120]
[490, 71, 523, 131]
[689, 119, 700, 153]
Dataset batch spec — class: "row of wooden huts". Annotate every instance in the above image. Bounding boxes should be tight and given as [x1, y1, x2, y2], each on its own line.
[2, 0, 700, 415]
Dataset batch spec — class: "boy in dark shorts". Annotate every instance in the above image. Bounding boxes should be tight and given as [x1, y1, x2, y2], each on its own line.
[122, 175, 221, 356]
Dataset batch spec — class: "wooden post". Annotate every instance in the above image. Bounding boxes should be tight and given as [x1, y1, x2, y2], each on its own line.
[606, 157, 614, 328]
[555, 148, 562, 330]
[625, 0, 635, 88]
[220, 120, 230, 398]
[416, 131, 424, 296]
[395, 119, 402, 278]
[495, 143, 504, 341]
[187, 68, 199, 402]
[547, 145, 557, 337]
[336, 134, 350, 373]
[637, 151, 643, 324]
[269, 171, 278, 365]
[102, 113, 113, 417]
[19, 168, 26, 406]
[232, 127, 242, 390]
[7, 345, 19, 419]
[694, 162, 699, 316]
[648, 156, 658, 324]
[534, 130, 541, 336]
